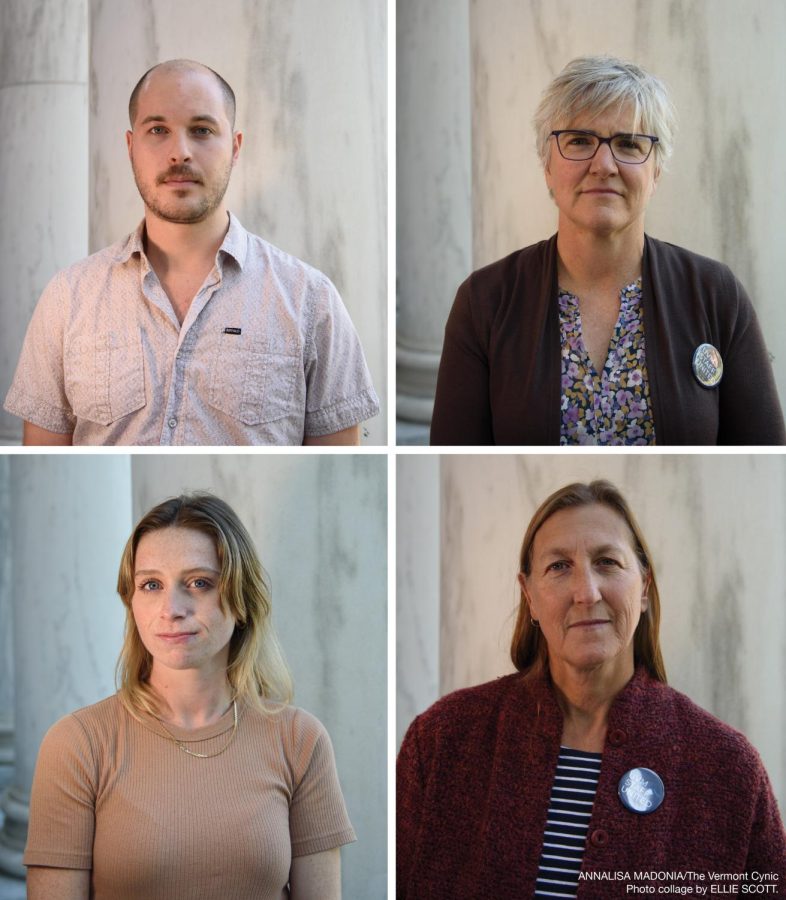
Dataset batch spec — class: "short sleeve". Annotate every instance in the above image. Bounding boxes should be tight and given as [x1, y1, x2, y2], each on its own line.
[287, 710, 357, 857]
[4, 272, 76, 434]
[23, 714, 97, 870]
[302, 278, 380, 437]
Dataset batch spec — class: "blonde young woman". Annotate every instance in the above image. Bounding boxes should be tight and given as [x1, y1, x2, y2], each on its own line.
[25, 494, 355, 900]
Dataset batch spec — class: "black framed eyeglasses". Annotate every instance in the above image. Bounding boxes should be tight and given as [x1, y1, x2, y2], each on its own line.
[551, 130, 659, 164]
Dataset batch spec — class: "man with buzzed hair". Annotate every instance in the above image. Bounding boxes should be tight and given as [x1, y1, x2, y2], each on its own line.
[5, 59, 379, 445]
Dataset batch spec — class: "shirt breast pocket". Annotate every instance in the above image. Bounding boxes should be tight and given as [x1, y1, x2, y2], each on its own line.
[65, 330, 146, 426]
[209, 333, 301, 426]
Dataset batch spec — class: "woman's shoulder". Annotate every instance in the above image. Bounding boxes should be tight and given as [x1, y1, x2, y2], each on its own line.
[406, 673, 534, 740]
[639, 677, 765, 770]
[463, 237, 557, 294]
[245, 701, 332, 750]
[644, 235, 739, 285]
[45, 694, 123, 739]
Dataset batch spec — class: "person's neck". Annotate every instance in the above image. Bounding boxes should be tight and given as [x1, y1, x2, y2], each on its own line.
[143, 207, 230, 277]
[556, 222, 644, 293]
[149, 663, 234, 730]
[549, 655, 635, 752]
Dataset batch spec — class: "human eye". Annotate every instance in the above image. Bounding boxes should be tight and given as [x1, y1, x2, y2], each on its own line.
[192, 127, 212, 136]
[138, 579, 162, 591]
[546, 560, 569, 573]
[597, 556, 621, 568]
[148, 125, 167, 135]
[566, 132, 592, 146]
[189, 576, 214, 590]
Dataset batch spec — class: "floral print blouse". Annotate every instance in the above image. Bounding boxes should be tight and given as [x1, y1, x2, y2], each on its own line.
[559, 279, 656, 445]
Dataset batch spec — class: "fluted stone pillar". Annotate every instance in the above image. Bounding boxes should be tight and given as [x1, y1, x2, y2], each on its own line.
[0, 458, 131, 877]
[396, 0, 472, 432]
[396, 456, 440, 745]
[0, 459, 13, 790]
[0, 0, 88, 444]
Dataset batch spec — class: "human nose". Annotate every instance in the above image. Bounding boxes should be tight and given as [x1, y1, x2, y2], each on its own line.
[168, 131, 193, 164]
[158, 585, 190, 618]
[589, 140, 619, 175]
[571, 563, 602, 605]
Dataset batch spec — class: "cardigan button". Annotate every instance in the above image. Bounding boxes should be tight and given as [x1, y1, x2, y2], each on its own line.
[590, 828, 609, 847]
[608, 728, 627, 746]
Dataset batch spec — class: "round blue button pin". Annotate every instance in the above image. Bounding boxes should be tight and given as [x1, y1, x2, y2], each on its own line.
[618, 767, 665, 814]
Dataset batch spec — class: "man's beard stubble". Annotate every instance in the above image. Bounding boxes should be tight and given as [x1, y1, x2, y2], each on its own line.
[131, 155, 233, 225]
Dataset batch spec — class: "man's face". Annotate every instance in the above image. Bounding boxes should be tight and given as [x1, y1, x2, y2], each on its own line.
[126, 68, 242, 225]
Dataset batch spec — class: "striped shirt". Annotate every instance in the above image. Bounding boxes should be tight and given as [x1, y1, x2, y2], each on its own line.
[534, 746, 602, 898]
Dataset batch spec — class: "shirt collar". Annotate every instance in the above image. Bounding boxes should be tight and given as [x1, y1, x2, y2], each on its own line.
[112, 210, 249, 270]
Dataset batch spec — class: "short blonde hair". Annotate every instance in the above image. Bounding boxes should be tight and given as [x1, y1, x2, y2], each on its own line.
[116, 493, 293, 718]
[533, 56, 677, 171]
[511, 480, 667, 683]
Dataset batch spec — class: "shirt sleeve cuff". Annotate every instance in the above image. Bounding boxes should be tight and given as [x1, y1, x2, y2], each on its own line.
[304, 389, 380, 437]
[4, 386, 75, 434]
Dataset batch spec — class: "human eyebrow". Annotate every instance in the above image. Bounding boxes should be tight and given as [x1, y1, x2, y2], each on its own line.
[189, 115, 220, 127]
[138, 115, 220, 127]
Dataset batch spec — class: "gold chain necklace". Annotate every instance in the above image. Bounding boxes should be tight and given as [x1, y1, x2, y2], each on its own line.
[156, 700, 238, 759]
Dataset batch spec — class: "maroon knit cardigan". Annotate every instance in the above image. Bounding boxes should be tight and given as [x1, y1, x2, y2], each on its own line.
[397, 668, 786, 898]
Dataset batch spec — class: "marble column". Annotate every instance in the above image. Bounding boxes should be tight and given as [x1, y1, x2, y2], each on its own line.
[129, 455, 387, 899]
[0, 459, 12, 790]
[396, 0, 472, 431]
[0, 458, 131, 877]
[0, 0, 88, 444]
[89, 0, 387, 444]
[396, 456, 440, 745]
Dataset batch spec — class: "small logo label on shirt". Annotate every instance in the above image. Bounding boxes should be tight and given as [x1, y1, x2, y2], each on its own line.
[223, 327, 242, 335]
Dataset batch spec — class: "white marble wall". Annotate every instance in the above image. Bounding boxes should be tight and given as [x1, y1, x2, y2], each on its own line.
[397, 455, 786, 813]
[0, 0, 88, 443]
[397, 0, 786, 424]
[396, 455, 440, 745]
[130, 455, 387, 899]
[0, 459, 12, 788]
[397, 0, 472, 424]
[0, 457, 131, 876]
[89, 0, 387, 443]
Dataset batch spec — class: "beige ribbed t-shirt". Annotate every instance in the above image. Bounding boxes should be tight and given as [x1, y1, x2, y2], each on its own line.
[24, 695, 356, 899]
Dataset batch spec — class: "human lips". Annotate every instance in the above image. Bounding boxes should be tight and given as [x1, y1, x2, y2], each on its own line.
[568, 619, 611, 629]
[157, 631, 198, 643]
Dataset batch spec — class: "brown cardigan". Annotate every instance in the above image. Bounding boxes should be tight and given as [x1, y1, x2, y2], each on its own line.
[430, 235, 786, 445]
[397, 668, 786, 898]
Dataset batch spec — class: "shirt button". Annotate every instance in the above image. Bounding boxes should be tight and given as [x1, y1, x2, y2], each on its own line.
[589, 828, 609, 847]
[607, 728, 627, 746]
[168, 417, 177, 428]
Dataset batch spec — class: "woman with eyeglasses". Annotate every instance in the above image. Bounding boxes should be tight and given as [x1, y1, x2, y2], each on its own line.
[430, 56, 785, 446]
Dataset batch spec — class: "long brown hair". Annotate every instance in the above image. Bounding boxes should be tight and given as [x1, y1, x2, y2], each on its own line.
[511, 480, 667, 683]
[116, 493, 293, 718]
